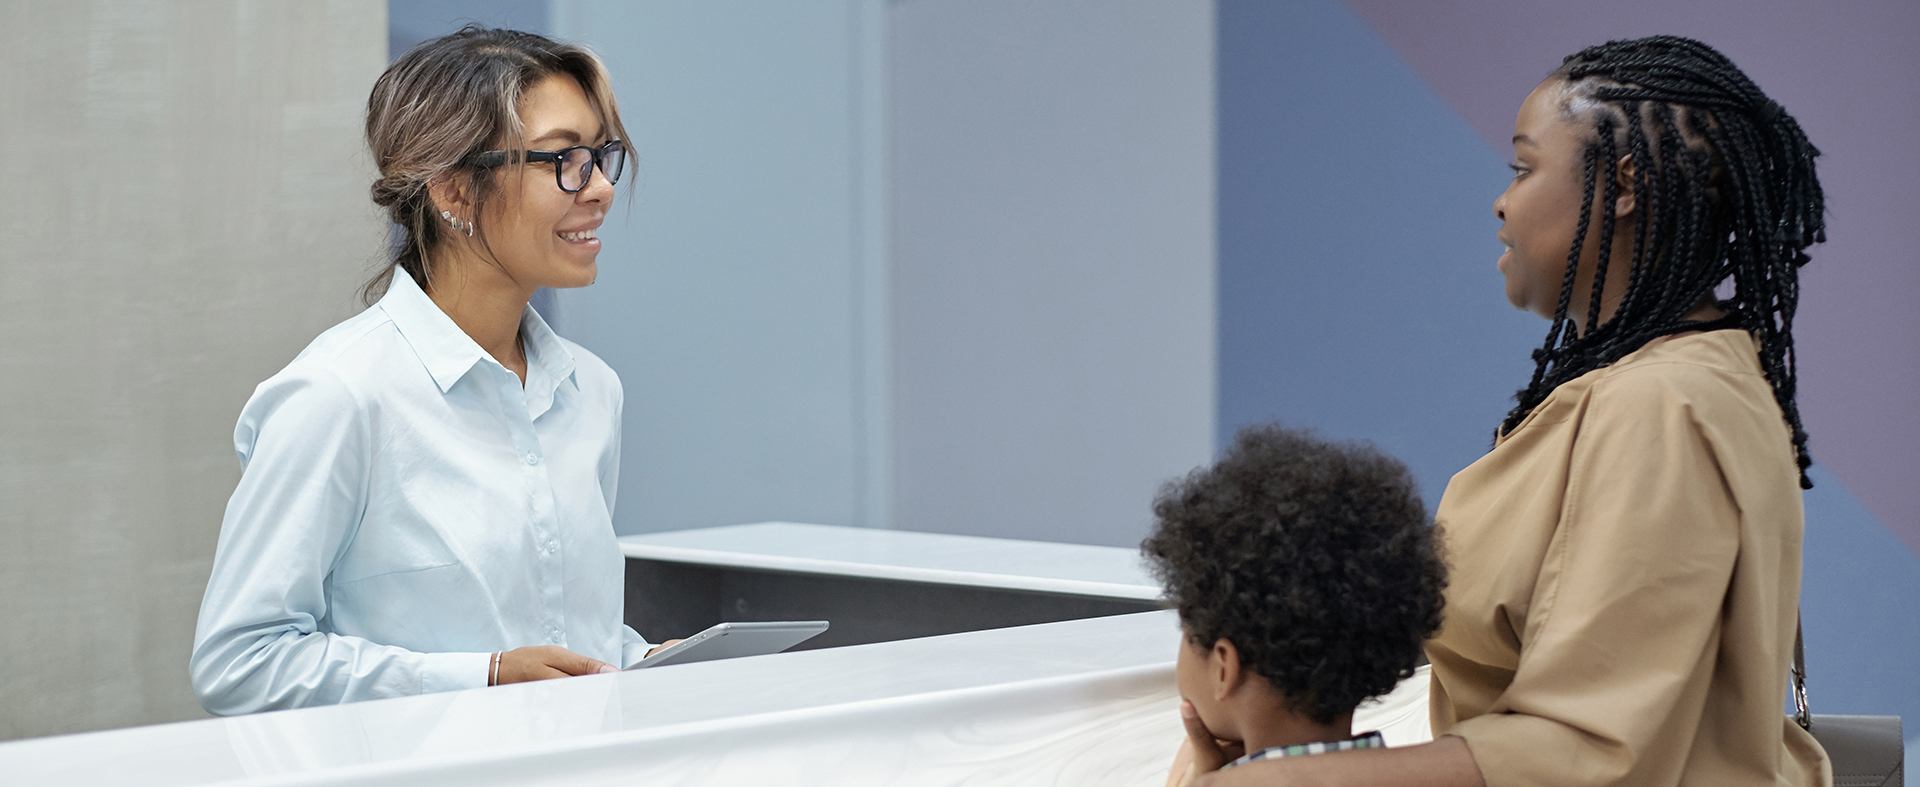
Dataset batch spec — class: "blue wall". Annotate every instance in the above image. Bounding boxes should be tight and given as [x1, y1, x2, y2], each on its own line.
[551, 1, 891, 534]
[887, 0, 1217, 547]
[1217, 0, 1536, 508]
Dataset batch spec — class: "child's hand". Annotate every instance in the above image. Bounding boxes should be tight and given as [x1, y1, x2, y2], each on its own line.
[1173, 700, 1245, 784]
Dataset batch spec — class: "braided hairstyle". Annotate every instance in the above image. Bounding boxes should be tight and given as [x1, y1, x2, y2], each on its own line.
[1499, 36, 1826, 488]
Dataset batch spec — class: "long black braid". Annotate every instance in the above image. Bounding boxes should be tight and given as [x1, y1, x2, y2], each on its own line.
[1499, 36, 1826, 488]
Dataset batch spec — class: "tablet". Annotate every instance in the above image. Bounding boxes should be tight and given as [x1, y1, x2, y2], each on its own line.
[628, 620, 830, 669]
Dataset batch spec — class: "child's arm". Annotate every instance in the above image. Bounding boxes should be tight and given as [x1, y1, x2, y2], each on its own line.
[1166, 738, 1195, 787]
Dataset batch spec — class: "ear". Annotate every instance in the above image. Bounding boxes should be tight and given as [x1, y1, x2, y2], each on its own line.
[426, 171, 477, 225]
[1209, 638, 1245, 702]
[1612, 153, 1638, 218]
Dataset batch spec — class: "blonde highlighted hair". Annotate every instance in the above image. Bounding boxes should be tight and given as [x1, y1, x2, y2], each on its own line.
[361, 25, 632, 304]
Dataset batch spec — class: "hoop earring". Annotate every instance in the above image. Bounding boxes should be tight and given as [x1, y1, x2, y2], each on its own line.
[440, 209, 474, 238]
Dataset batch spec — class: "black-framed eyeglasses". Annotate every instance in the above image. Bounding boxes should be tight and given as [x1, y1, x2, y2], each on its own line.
[467, 139, 626, 193]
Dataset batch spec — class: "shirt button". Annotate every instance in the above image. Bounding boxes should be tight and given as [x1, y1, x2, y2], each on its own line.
[547, 627, 562, 643]
[525, 452, 542, 466]
[544, 540, 558, 554]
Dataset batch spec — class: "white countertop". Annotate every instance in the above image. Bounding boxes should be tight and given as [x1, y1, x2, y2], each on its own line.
[1, 612, 1176, 785]
[619, 522, 1163, 601]
[0, 610, 1431, 785]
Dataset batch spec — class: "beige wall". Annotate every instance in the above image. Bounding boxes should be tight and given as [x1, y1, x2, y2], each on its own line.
[0, 0, 388, 740]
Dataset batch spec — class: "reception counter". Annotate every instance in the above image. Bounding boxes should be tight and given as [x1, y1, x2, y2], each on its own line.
[0, 610, 1430, 785]
[620, 523, 1167, 649]
[2, 525, 1432, 784]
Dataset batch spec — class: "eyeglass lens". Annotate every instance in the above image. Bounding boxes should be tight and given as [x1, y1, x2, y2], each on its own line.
[558, 143, 625, 192]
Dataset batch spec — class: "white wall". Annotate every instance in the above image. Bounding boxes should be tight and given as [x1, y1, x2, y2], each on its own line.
[550, 1, 892, 534]
[887, 0, 1218, 546]
[0, 0, 388, 739]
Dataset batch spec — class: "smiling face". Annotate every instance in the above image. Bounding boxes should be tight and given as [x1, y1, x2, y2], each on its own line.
[1494, 78, 1636, 326]
[483, 74, 614, 291]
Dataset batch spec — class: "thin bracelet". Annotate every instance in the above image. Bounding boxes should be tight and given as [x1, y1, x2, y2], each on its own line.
[489, 651, 501, 686]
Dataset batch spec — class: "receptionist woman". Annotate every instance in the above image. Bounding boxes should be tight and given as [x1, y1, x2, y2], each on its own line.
[191, 27, 668, 714]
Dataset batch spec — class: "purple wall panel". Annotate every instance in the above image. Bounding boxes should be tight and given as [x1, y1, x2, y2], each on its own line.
[1346, 0, 1920, 553]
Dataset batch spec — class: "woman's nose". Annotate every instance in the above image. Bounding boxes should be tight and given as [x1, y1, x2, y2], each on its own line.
[579, 165, 615, 203]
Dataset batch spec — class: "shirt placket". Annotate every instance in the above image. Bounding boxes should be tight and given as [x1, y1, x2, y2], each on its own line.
[499, 369, 566, 647]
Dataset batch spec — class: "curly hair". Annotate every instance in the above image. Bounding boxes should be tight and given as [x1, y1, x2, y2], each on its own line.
[1141, 425, 1447, 725]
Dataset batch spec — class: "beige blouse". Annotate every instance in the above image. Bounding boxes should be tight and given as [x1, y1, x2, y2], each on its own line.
[1428, 329, 1831, 786]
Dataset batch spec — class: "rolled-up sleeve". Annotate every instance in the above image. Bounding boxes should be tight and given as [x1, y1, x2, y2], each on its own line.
[190, 366, 487, 715]
[1446, 372, 1741, 786]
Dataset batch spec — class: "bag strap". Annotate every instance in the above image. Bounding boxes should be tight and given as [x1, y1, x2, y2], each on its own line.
[1793, 614, 1812, 730]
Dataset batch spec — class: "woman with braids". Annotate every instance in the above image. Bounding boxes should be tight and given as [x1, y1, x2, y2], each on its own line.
[191, 27, 681, 714]
[1192, 36, 1831, 786]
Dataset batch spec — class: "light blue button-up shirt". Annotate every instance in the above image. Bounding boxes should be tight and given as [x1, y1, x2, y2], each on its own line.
[191, 269, 650, 715]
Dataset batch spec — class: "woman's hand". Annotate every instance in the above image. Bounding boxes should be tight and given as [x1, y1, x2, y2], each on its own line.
[495, 645, 619, 684]
[1193, 737, 1487, 787]
[643, 639, 685, 659]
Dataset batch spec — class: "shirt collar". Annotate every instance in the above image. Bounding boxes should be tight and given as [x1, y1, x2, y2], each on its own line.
[378, 267, 577, 395]
[518, 296, 579, 403]
[1222, 731, 1386, 770]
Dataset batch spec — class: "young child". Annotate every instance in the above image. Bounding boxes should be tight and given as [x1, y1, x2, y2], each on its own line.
[1141, 425, 1447, 783]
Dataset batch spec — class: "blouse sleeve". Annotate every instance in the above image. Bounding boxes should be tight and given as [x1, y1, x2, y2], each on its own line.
[1444, 369, 1743, 787]
[190, 366, 488, 715]
[619, 626, 654, 669]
